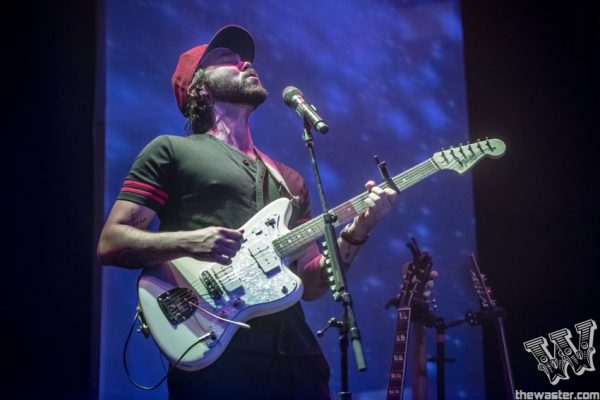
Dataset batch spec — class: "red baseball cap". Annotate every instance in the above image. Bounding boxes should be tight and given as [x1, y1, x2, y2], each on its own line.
[171, 25, 255, 116]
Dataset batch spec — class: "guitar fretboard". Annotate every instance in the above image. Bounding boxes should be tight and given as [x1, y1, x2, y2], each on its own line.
[272, 159, 439, 258]
[387, 306, 411, 400]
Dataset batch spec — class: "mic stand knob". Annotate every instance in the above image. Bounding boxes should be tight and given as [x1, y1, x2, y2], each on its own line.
[316, 317, 346, 337]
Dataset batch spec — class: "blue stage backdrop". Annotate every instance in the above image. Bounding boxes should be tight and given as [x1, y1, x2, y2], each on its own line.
[100, 0, 483, 398]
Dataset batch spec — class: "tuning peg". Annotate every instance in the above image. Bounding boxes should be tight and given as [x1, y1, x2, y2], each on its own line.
[448, 146, 463, 166]
[476, 139, 484, 152]
[467, 142, 475, 154]
[440, 148, 449, 162]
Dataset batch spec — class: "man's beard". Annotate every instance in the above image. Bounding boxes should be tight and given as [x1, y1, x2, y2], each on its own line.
[205, 74, 268, 107]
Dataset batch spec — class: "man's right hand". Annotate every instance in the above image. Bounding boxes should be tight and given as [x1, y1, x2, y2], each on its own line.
[181, 227, 244, 265]
[98, 200, 245, 269]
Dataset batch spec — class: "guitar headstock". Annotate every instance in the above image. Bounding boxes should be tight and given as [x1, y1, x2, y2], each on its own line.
[385, 238, 434, 310]
[470, 270, 496, 310]
[432, 138, 506, 174]
[469, 253, 496, 310]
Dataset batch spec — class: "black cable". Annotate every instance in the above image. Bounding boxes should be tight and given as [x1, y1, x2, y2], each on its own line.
[123, 310, 211, 390]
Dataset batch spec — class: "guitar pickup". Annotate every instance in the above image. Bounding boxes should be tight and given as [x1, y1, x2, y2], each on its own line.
[201, 271, 223, 300]
[248, 243, 281, 275]
[211, 265, 243, 294]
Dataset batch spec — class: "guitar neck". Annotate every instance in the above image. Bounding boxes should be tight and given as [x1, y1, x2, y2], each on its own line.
[470, 254, 515, 399]
[387, 306, 412, 400]
[273, 159, 439, 258]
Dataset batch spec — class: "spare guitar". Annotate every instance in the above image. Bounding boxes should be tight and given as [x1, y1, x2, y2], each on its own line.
[469, 253, 516, 399]
[137, 139, 506, 371]
[385, 238, 434, 400]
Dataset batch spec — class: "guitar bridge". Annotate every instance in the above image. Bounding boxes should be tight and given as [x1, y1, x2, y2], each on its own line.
[157, 287, 198, 325]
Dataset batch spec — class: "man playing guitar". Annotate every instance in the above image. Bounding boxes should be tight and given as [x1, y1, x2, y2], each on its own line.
[97, 25, 398, 400]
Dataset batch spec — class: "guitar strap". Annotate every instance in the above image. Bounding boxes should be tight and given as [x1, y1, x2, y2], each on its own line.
[254, 155, 267, 211]
[253, 147, 299, 208]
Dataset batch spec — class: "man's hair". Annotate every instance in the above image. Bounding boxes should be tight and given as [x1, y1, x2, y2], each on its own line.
[185, 68, 214, 134]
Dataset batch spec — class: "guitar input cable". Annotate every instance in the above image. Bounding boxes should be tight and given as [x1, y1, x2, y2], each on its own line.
[122, 309, 215, 390]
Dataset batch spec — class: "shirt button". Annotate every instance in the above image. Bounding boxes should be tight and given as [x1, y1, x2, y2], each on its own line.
[243, 159, 250, 166]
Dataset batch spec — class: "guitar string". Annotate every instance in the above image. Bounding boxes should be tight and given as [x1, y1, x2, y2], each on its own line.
[273, 159, 440, 255]
[275, 145, 492, 255]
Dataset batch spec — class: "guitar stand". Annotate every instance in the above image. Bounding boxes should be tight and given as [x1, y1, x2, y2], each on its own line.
[422, 308, 510, 400]
[422, 316, 467, 400]
[465, 307, 507, 326]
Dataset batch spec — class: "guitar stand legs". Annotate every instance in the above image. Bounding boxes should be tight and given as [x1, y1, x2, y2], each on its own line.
[425, 317, 466, 400]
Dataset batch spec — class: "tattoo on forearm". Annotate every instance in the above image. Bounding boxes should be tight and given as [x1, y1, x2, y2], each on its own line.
[128, 211, 147, 227]
[115, 248, 145, 268]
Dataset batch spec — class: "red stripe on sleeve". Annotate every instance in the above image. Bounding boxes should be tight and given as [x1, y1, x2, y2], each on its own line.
[123, 180, 168, 199]
[120, 187, 166, 206]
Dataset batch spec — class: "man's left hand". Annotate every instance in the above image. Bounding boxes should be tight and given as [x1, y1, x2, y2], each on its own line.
[353, 180, 399, 237]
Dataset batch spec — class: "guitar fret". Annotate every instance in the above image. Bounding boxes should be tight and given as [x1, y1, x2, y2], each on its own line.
[393, 346, 406, 354]
[338, 160, 438, 218]
[387, 306, 412, 400]
[273, 159, 440, 259]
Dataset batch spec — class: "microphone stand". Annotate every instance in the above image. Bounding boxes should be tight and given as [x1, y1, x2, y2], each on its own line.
[301, 123, 366, 400]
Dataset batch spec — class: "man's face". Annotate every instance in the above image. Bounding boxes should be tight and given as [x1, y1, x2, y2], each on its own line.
[200, 48, 268, 107]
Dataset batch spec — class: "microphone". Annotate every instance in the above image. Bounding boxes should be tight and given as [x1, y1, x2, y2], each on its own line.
[282, 86, 329, 134]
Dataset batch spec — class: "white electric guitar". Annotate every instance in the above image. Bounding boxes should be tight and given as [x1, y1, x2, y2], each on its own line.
[137, 139, 506, 371]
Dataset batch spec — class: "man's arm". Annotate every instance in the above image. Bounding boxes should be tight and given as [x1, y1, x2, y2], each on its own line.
[97, 200, 244, 268]
[298, 181, 399, 300]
